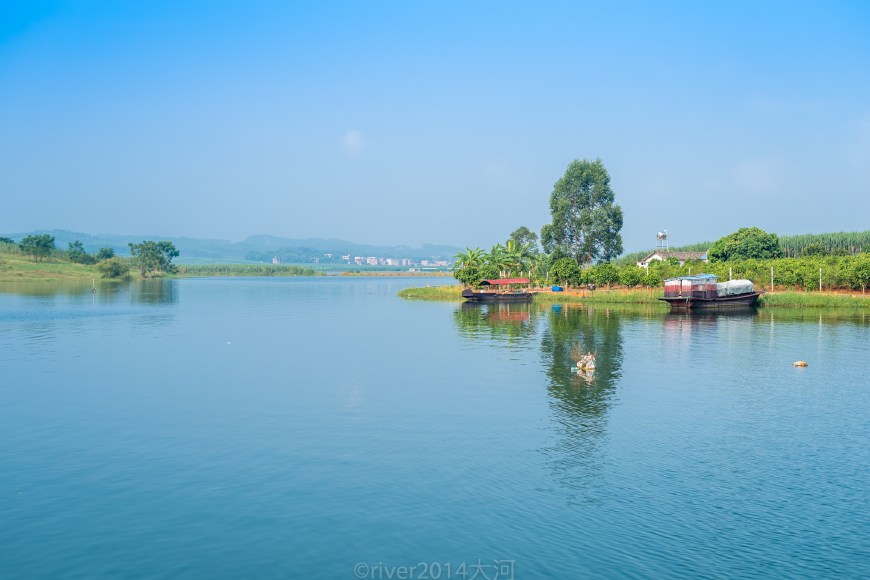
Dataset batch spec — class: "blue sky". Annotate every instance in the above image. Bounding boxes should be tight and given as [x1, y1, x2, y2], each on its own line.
[2, 1, 869, 252]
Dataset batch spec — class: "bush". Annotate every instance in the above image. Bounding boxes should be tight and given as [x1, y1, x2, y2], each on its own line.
[619, 267, 643, 288]
[96, 257, 130, 279]
[550, 258, 581, 286]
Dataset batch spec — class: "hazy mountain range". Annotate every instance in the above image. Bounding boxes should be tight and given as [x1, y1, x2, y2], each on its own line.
[4, 229, 463, 264]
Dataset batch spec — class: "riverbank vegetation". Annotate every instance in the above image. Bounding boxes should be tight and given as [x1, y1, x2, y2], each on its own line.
[176, 264, 322, 277]
[0, 237, 321, 281]
[439, 159, 870, 309]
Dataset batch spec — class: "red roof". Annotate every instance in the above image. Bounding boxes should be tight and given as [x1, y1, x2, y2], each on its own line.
[481, 278, 530, 285]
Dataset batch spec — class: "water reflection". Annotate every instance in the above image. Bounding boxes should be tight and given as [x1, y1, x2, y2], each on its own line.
[0, 279, 178, 305]
[129, 280, 178, 305]
[453, 302, 535, 344]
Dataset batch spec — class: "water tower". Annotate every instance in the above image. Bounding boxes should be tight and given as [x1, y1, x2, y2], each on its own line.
[656, 229, 668, 252]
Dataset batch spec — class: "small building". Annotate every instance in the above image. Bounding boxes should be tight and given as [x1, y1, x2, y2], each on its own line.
[637, 251, 707, 269]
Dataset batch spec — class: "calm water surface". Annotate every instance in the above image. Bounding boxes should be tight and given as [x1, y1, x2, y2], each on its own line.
[1, 277, 868, 579]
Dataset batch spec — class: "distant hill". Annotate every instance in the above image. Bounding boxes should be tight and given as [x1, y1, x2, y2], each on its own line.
[2, 229, 463, 265]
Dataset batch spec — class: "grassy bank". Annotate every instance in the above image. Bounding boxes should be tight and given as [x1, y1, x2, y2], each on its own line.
[0, 254, 100, 281]
[397, 285, 463, 300]
[398, 284, 870, 309]
[759, 291, 870, 308]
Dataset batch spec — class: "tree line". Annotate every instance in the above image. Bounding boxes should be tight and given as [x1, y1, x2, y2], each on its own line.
[451, 159, 870, 293]
[0, 234, 180, 279]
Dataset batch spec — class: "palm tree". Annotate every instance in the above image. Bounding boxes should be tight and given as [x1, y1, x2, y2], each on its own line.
[530, 253, 551, 285]
[487, 244, 510, 276]
[452, 247, 484, 271]
[504, 239, 534, 276]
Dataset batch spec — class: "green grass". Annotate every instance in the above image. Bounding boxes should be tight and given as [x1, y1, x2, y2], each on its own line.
[534, 287, 663, 304]
[0, 254, 100, 281]
[397, 285, 463, 300]
[759, 291, 870, 308]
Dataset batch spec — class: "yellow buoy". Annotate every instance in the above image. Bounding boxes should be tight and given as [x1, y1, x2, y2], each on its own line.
[793, 361, 808, 367]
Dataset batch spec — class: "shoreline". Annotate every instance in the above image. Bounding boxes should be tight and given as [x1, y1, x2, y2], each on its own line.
[397, 284, 870, 309]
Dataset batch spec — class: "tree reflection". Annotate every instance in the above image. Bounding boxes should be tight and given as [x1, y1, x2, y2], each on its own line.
[538, 304, 627, 502]
[453, 302, 536, 344]
[129, 279, 178, 305]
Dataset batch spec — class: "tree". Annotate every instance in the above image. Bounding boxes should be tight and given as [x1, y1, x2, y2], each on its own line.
[619, 267, 643, 288]
[0, 236, 15, 245]
[509, 226, 539, 254]
[96, 257, 130, 279]
[503, 239, 534, 276]
[852, 256, 870, 294]
[453, 265, 483, 287]
[452, 247, 485, 287]
[19, 234, 55, 261]
[67, 240, 96, 264]
[550, 257, 581, 287]
[541, 158, 623, 264]
[128, 240, 180, 276]
[707, 227, 783, 262]
[591, 263, 619, 288]
[96, 247, 115, 260]
[486, 244, 510, 275]
[452, 247, 484, 271]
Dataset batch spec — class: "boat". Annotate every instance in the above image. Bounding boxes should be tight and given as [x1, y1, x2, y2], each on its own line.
[659, 274, 761, 311]
[461, 278, 533, 302]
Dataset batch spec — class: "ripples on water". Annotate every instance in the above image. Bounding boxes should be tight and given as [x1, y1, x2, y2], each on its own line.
[1, 278, 868, 579]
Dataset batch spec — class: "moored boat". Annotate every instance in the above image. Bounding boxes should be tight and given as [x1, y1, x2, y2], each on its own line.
[461, 278, 533, 302]
[659, 274, 761, 311]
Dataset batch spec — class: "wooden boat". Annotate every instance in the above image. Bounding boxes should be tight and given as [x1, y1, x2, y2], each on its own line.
[659, 274, 761, 311]
[461, 278, 533, 302]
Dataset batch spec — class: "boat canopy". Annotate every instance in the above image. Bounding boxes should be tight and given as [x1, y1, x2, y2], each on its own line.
[663, 274, 719, 282]
[479, 278, 530, 286]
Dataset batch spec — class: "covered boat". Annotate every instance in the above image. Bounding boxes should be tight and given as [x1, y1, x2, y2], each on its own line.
[659, 274, 761, 311]
[461, 278, 533, 303]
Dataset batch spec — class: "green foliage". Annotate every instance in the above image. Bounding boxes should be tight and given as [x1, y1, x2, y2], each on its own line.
[452, 247, 484, 270]
[128, 240, 180, 276]
[453, 265, 482, 287]
[96, 247, 115, 260]
[95, 257, 131, 279]
[479, 264, 500, 280]
[509, 226, 539, 254]
[801, 242, 825, 257]
[590, 263, 619, 287]
[779, 230, 870, 257]
[67, 240, 96, 264]
[619, 267, 643, 288]
[707, 227, 783, 262]
[550, 257, 581, 286]
[0, 236, 15, 245]
[851, 256, 870, 291]
[19, 234, 55, 261]
[541, 158, 623, 264]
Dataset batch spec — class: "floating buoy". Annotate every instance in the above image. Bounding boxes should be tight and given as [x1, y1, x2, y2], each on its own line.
[793, 360, 808, 367]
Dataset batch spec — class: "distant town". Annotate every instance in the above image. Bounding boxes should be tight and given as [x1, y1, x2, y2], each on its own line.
[271, 253, 451, 270]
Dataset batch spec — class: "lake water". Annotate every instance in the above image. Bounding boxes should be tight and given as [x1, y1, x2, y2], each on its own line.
[1, 277, 868, 579]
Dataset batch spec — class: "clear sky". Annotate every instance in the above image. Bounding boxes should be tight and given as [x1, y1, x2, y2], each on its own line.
[2, 1, 869, 252]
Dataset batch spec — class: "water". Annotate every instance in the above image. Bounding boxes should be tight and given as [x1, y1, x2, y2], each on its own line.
[1, 278, 868, 579]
